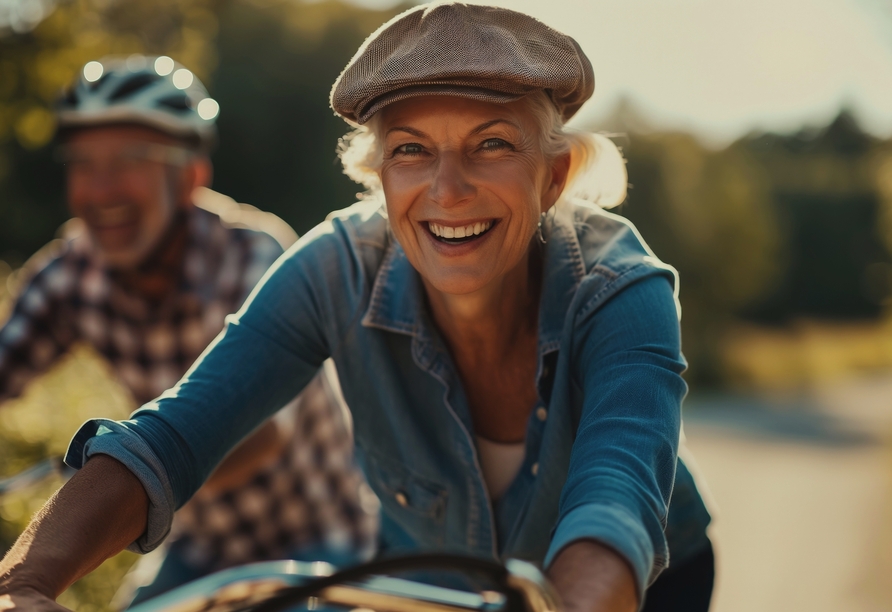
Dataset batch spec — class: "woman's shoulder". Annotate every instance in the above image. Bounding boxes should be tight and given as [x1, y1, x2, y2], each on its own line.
[283, 200, 389, 260]
[324, 199, 390, 250]
[560, 200, 681, 318]
[565, 200, 668, 277]
[270, 200, 390, 305]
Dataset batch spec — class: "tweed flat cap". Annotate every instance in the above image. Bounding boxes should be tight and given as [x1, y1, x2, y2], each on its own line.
[330, 2, 595, 125]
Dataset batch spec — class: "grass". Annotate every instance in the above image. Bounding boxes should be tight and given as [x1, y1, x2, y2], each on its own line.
[721, 317, 892, 391]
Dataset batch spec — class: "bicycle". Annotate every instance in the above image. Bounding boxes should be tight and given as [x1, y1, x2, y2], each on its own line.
[1, 459, 561, 612]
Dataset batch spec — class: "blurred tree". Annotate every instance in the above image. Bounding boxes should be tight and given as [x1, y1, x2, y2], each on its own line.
[737, 111, 892, 321]
[209, 0, 409, 235]
[613, 129, 782, 384]
[598, 106, 892, 384]
[874, 139, 892, 306]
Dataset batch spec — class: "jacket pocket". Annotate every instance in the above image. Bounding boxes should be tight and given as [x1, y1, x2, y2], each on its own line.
[361, 450, 448, 547]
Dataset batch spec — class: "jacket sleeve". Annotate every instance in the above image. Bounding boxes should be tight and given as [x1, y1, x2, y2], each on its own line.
[65, 222, 355, 553]
[544, 272, 686, 600]
[0, 259, 75, 404]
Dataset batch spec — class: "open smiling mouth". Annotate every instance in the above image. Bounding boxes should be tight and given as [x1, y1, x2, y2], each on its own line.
[427, 220, 495, 244]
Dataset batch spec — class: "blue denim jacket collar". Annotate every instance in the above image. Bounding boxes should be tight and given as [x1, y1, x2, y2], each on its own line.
[360, 205, 587, 370]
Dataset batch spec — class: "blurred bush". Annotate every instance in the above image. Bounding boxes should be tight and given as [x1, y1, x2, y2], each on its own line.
[615, 128, 782, 383]
[598, 103, 892, 385]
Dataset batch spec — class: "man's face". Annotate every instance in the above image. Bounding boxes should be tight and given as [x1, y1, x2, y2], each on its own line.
[63, 125, 191, 269]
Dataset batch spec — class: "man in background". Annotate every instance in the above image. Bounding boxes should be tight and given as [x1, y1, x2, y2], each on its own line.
[0, 56, 377, 605]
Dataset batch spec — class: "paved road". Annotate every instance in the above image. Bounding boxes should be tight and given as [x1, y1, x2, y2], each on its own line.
[683, 375, 892, 612]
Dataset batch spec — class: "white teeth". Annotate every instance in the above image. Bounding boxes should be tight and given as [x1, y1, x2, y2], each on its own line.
[428, 220, 493, 239]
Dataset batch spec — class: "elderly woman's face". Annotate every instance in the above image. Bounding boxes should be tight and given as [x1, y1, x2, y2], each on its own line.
[378, 96, 567, 296]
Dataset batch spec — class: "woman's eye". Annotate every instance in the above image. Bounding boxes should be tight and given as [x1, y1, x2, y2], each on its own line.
[394, 143, 425, 156]
[480, 138, 511, 151]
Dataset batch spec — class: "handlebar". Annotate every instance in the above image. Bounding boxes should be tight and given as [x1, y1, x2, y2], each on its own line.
[0, 456, 75, 496]
[127, 555, 561, 612]
[0, 460, 562, 612]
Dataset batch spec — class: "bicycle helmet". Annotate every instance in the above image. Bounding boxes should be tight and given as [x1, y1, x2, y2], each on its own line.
[56, 55, 219, 146]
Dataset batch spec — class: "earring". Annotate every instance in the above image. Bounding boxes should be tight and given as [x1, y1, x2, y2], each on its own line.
[537, 211, 547, 244]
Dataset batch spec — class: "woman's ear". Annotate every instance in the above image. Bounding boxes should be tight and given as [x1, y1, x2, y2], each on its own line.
[541, 152, 571, 213]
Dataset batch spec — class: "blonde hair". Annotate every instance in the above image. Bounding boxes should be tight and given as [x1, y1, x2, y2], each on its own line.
[337, 91, 627, 209]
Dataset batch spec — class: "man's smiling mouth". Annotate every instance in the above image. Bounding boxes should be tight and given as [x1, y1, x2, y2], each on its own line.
[427, 220, 495, 244]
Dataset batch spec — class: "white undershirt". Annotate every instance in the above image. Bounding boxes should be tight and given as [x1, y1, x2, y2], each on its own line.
[475, 436, 526, 501]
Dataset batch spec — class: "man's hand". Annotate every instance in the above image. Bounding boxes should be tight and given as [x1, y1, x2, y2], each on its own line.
[546, 540, 638, 612]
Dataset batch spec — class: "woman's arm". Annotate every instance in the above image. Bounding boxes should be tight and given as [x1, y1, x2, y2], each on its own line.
[0, 456, 147, 609]
[3, 219, 367, 601]
[546, 273, 687, 608]
[548, 541, 637, 612]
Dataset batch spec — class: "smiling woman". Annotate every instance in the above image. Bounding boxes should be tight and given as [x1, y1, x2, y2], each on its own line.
[340, 92, 627, 298]
[0, 4, 713, 612]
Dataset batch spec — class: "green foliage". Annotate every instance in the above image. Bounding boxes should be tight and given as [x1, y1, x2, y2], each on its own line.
[733, 112, 892, 321]
[615, 130, 783, 383]
[0, 270, 138, 611]
[602, 109, 892, 384]
[209, 0, 411, 236]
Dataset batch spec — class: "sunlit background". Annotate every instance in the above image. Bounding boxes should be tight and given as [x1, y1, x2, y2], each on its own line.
[1, 0, 891, 610]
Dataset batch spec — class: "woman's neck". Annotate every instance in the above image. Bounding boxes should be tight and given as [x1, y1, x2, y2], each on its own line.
[424, 245, 542, 358]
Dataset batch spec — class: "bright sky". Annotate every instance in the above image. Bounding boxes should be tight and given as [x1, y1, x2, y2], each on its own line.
[344, 0, 892, 145]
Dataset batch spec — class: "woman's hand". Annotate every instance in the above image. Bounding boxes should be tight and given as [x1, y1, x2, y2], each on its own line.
[0, 588, 71, 611]
[546, 540, 638, 612]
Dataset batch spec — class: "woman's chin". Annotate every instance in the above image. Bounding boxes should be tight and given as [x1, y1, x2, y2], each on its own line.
[420, 269, 498, 297]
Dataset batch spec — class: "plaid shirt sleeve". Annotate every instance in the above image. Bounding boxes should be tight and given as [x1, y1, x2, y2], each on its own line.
[0, 254, 77, 404]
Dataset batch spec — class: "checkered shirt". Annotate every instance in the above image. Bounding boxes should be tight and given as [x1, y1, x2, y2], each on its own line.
[0, 203, 378, 570]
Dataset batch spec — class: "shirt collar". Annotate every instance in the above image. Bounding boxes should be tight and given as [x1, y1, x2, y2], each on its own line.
[361, 205, 587, 356]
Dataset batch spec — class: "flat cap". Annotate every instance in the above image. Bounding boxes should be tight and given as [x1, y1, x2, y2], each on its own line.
[330, 2, 595, 125]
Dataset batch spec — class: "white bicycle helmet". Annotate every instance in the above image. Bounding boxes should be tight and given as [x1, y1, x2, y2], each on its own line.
[56, 55, 219, 145]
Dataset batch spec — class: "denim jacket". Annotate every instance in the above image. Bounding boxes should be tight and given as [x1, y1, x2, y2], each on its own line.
[66, 199, 710, 597]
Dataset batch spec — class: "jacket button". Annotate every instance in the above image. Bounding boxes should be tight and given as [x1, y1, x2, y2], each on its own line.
[395, 492, 409, 507]
[536, 407, 547, 421]
[531, 462, 539, 476]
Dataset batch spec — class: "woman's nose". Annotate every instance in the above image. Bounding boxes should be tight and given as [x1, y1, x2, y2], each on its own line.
[428, 151, 476, 207]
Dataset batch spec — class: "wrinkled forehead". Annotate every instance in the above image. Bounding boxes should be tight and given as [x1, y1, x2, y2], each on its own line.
[377, 95, 538, 136]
